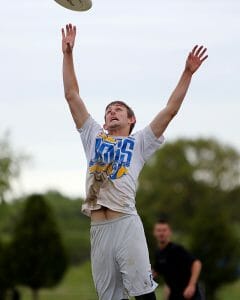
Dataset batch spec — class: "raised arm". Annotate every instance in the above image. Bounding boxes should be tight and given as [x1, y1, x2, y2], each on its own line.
[62, 23, 89, 129]
[150, 45, 208, 138]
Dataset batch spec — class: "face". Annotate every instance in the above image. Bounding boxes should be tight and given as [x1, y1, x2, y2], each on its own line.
[104, 104, 135, 134]
[153, 223, 172, 247]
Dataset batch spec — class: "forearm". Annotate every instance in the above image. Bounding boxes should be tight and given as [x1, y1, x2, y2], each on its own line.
[62, 51, 89, 128]
[166, 68, 192, 116]
[63, 52, 79, 99]
[150, 45, 207, 138]
[163, 284, 170, 300]
[150, 68, 193, 138]
[188, 260, 202, 286]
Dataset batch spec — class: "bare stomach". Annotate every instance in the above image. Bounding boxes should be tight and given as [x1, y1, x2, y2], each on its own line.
[91, 206, 126, 221]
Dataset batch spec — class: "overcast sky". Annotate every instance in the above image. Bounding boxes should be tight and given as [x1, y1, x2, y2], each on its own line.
[0, 0, 239, 199]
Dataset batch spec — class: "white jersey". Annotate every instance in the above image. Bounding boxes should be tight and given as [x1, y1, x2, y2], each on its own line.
[78, 115, 164, 217]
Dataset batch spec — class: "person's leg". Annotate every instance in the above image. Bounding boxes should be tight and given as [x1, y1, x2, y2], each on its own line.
[135, 291, 157, 299]
[116, 215, 158, 298]
[91, 219, 129, 300]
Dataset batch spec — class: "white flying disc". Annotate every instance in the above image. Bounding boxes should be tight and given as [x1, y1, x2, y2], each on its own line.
[54, 0, 92, 11]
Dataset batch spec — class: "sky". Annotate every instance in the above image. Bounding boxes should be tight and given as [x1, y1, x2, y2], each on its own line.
[0, 0, 239, 200]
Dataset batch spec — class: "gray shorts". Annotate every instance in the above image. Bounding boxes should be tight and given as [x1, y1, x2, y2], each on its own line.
[90, 214, 158, 300]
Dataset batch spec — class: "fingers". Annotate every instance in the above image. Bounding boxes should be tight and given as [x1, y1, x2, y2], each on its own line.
[191, 45, 198, 55]
[61, 28, 65, 39]
[198, 48, 207, 58]
[200, 54, 208, 62]
[191, 44, 208, 61]
[66, 24, 70, 35]
[62, 23, 76, 37]
[195, 45, 204, 56]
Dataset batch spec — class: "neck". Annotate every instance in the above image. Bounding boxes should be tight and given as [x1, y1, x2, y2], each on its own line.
[158, 241, 170, 250]
[108, 128, 130, 136]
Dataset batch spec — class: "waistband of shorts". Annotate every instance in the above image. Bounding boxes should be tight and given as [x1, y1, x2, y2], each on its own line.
[91, 214, 136, 226]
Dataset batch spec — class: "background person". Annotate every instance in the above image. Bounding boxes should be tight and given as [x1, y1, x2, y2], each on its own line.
[153, 219, 203, 300]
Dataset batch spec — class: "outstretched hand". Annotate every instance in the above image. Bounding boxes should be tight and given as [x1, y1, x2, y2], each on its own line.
[185, 45, 208, 74]
[62, 23, 76, 54]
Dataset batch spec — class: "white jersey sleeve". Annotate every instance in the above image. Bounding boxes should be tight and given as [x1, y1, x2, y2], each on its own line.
[77, 115, 102, 161]
[135, 125, 165, 162]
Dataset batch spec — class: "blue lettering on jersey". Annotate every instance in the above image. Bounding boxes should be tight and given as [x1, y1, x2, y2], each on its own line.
[89, 133, 135, 180]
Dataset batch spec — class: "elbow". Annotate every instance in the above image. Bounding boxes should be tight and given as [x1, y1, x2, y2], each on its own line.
[170, 110, 178, 120]
[64, 89, 78, 103]
[197, 260, 202, 269]
[167, 109, 178, 123]
[64, 92, 72, 103]
[166, 98, 182, 119]
[166, 104, 179, 121]
[194, 259, 202, 271]
[169, 102, 180, 118]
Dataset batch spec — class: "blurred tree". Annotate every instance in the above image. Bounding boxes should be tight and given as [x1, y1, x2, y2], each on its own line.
[136, 138, 240, 298]
[227, 186, 240, 222]
[10, 194, 68, 300]
[0, 239, 7, 300]
[45, 191, 90, 264]
[0, 192, 90, 266]
[137, 138, 240, 232]
[0, 132, 26, 204]
[0, 239, 16, 300]
[190, 196, 240, 300]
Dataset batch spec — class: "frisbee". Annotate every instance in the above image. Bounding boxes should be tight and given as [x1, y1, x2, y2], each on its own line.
[54, 0, 92, 11]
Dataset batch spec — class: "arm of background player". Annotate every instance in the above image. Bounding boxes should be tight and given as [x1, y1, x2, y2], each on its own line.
[163, 284, 171, 300]
[152, 270, 170, 300]
[62, 23, 89, 129]
[150, 45, 208, 139]
[183, 259, 202, 299]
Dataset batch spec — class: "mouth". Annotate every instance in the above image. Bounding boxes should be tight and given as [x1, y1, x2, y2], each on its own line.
[110, 117, 119, 121]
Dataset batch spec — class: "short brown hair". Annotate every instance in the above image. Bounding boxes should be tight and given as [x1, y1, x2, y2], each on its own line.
[105, 100, 136, 134]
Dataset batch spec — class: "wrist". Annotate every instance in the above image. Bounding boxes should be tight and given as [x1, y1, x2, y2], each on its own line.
[184, 67, 194, 76]
[188, 282, 196, 288]
[63, 51, 73, 58]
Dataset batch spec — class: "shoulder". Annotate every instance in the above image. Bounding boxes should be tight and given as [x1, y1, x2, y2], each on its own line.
[166, 243, 189, 256]
[77, 115, 102, 133]
[171, 242, 188, 252]
[171, 243, 197, 262]
[132, 126, 164, 161]
[133, 125, 164, 143]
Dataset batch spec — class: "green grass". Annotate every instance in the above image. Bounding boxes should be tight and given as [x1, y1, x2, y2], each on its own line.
[18, 261, 239, 300]
[217, 279, 240, 300]
[19, 262, 96, 300]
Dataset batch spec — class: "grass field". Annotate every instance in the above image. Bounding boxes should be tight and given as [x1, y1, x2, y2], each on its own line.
[19, 261, 239, 300]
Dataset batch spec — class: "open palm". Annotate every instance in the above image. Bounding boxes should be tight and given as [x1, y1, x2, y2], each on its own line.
[186, 45, 208, 74]
[62, 23, 76, 54]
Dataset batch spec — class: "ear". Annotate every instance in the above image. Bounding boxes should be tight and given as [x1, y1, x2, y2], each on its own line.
[128, 116, 136, 125]
[103, 123, 107, 130]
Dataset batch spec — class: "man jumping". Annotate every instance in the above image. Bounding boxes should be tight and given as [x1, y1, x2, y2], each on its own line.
[61, 23, 208, 300]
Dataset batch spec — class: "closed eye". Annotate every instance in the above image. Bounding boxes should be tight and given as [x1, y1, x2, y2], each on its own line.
[115, 107, 123, 112]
